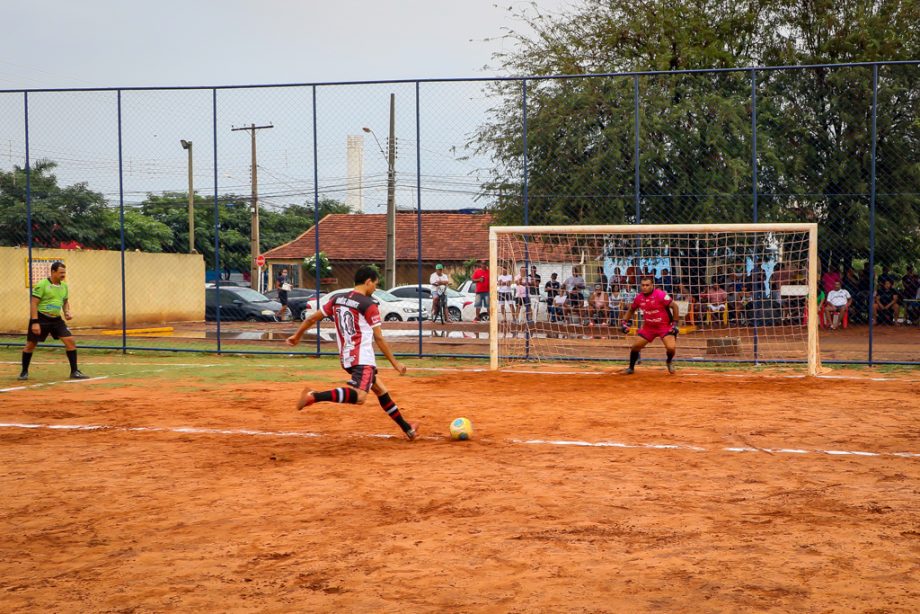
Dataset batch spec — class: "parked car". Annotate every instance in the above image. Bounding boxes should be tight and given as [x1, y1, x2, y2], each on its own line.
[388, 285, 478, 321]
[205, 286, 281, 322]
[263, 288, 323, 321]
[301, 288, 429, 322]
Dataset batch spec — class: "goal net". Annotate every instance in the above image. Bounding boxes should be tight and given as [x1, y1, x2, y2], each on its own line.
[489, 224, 819, 375]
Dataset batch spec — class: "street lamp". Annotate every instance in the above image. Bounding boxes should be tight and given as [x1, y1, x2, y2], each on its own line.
[362, 96, 397, 288]
[179, 139, 195, 254]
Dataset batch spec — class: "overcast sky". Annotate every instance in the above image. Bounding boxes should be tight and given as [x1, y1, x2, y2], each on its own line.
[2, 0, 573, 89]
[1, 1, 576, 211]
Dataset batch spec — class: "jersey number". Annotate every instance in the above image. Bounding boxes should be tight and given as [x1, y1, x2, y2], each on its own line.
[336, 308, 357, 337]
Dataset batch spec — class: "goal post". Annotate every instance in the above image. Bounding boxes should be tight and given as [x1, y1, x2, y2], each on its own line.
[489, 223, 820, 375]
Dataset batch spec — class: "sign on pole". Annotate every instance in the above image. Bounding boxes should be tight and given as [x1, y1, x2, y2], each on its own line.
[256, 255, 265, 267]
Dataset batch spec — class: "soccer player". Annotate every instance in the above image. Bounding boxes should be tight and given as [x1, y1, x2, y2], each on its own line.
[19, 261, 89, 381]
[619, 275, 680, 375]
[284, 265, 419, 441]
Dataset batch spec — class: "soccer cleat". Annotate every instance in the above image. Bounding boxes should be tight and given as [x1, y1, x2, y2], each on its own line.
[17, 372, 28, 381]
[296, 389, 316, 411]
[621, 367, 635, 375]
[405, 422, 420, 441]
[70, 370, 89, 380]
[667, 363, 676, 375]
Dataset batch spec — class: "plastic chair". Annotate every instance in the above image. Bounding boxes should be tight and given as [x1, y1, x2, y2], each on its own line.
[705, 305, 729, 326]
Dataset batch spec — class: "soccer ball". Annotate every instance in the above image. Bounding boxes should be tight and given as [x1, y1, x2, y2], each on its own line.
[449, 417, 473, 441]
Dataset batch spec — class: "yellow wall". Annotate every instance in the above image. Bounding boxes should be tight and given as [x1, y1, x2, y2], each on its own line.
[0, 247, 205, 332]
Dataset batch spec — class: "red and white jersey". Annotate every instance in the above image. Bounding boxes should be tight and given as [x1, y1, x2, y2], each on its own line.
[322, 291, 381, 368]
[631, 288, 673, 325]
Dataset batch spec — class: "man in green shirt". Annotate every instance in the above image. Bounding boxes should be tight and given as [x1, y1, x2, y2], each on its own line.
[19, 261, 89, 381]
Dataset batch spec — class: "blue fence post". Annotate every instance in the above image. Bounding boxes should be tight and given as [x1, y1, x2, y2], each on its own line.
[751, 68, 760, 365]
[312, 85, 321, 356]
[415, 81, 423, 357]
[634, 75, 641, 223]
[212, 88, 221, 354]
[868, 64, 878, 365]
[117, 90, 127, 354]
[24, 92, 32, 291]
[522, 79, 532, 358]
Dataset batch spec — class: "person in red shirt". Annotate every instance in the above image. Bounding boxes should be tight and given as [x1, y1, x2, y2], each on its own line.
[471, 260, 490, 322]
[619, 276, 680, 375]
[285, 265, 419, 441]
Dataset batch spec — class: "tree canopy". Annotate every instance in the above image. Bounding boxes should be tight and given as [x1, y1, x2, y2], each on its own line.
[0, 161, 352, 272]
[478, 0, 920, 267]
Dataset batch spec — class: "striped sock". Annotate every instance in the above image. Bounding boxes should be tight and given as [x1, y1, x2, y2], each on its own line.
[378, 393, 412, 433]
[313, 387, 359, 404]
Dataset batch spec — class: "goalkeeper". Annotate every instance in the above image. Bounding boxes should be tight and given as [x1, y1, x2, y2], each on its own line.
[619, 275, 680, 375]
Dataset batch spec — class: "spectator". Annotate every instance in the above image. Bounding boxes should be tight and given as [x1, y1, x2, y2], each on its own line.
[610, 267, 627, 290]
[470, 260, 489, 322]
[701, 281, 729, 326]
[901, 266, 919, 306]
[821, 264, 842, 294]
[529, 265, 542, 297]
[513, 266, 533, 322]
[549, 289, 568, 323]
[878, 264, 898, 288]
[596, 266, 609, 293]
[588, 283, 610, 326]
[658, 268, 674, 294]
[563, 266, 587, 321]
[544, 272, 561, 299]
[625, 260, 640, 287]
[497, 265, 514, 322]
[821, 280, 852, 330]
[874, 279, 899, 325]
[842, 266, 860, 296]
[429, 263, 451, 323]
[275, 267, 291, 321]
[770, 262, 795, 322]
[607, 283, 623, 325]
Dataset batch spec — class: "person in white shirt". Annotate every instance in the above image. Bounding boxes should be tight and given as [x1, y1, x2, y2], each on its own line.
[429, 263, 451, 323]
[821, 280, 852, 330]
[513, 266, 533, 322]
[496, 266, 514, 322]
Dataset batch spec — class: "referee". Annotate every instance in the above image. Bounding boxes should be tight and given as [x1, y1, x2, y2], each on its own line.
[19, 261, 89, 381]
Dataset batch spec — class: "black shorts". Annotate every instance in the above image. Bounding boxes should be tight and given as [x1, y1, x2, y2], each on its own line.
[278, 291, 288, 306]
[514, 295, 531, 306]
[346, 365, 377, 392]
[27, 313, 72, 343]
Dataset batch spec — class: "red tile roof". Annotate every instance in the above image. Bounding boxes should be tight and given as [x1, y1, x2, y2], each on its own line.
[263, 213, 494, 262]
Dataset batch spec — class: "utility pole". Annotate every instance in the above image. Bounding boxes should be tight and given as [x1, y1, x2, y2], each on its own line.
[386, 94, 396, 289]
[180, 139, 195, 253]
[232, 122, 273, 290]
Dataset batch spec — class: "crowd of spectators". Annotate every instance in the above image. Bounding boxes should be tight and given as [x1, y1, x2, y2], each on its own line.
[493, 261, 920, 328]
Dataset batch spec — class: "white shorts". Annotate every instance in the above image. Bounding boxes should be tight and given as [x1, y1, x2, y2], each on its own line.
[707, 304, 727, 312]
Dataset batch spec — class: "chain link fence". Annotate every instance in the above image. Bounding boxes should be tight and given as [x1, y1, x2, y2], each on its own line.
[2, 62, 918, 364]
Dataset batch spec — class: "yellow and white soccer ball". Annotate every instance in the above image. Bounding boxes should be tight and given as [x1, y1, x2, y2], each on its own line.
[449, 417, 473, 441]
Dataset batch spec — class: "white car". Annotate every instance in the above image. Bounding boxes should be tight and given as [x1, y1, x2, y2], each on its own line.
[300, 288, 429, 322]
[388, 285, 479, 321]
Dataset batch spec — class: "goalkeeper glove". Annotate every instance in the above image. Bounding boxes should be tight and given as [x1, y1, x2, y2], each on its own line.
[670, 324, 680, 337]
[620, 321, 631, 334]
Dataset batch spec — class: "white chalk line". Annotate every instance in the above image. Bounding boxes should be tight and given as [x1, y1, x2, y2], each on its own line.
[0, 364, 216, 394]
[0, 422, 916, 460]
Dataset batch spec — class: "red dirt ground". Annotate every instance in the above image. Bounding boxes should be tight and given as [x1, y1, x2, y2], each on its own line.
[1, 365, 918, 612]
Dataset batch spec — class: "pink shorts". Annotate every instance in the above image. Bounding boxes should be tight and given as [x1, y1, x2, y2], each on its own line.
[638, 324, 674, 341]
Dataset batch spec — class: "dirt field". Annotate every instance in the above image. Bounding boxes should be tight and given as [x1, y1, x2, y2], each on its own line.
[1, 354, 918, 612]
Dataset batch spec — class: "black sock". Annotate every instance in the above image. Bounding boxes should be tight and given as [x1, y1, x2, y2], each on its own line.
[378, 392, 412, 433]
[666, 349, 675, 364]
[21, 351, 33, 374]
[313, 387, 359, 403]
[66, 349, 78, 372]
[629, 350, 640, 369]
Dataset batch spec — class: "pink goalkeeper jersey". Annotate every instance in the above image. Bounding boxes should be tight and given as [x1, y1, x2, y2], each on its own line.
[631, 288, 673, 325]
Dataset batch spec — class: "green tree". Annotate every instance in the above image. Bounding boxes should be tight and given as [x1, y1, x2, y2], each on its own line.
[477, 0, 920, 266]
[0, 160, 113, 248]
